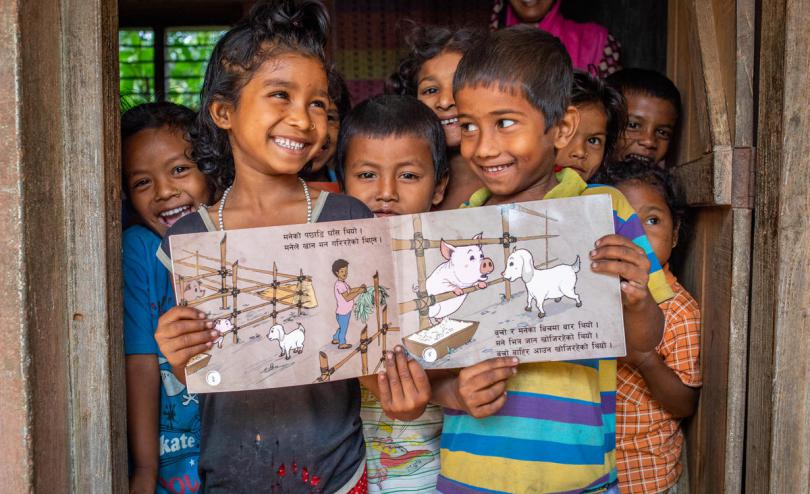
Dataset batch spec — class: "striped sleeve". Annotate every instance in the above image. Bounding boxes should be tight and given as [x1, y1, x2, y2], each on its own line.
[583, 185, 675, 303]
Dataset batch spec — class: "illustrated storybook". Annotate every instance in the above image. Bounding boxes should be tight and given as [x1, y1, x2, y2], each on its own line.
[169, 194, 626, 393]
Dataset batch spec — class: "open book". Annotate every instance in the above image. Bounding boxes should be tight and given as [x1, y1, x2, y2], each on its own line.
[169, 194, 625, 393]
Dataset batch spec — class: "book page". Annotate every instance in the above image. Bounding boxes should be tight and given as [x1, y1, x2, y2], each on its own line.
[169, 218, 398, 393]
[391, 194, 625, 368]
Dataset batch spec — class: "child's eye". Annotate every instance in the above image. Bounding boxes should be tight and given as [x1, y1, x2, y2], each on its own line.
[460, 122, 478, 133]
[327, 111, 339, 123]
[497, 119, 516, 129]
[172, 165, 190, 175]
[132, 178, 150, 189]
[645, 216, 660, 226]
[269, 91, 289, 100]
[627, 121, 641, 130]
[399, 172, 420, 181]
[656, 128, 672, 140]
[310, 99, 327, 110]
[421, 87, 438, 96]
[587, 136, 603, 147]
[356, 171, 376, 180]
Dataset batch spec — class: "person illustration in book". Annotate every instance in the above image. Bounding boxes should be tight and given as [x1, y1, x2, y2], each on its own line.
[332, 259, 366, 349]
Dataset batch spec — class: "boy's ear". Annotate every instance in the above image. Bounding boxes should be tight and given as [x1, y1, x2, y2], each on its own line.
[552, 105, 580, 151]
[209, 99, 234, 130]
[431, 174, 450, 207]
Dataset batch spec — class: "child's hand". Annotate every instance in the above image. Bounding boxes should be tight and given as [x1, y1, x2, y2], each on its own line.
[454, 357, 519, 418]
[589, 234, 652, 308]
[590, 234, 664, 365]
[129, 467, 157, 494]
[154, 306, 218, 377]
[376, 346, 431, 421]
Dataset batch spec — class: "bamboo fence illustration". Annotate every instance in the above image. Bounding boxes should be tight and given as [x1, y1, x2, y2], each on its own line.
[393, 205, 559, 331]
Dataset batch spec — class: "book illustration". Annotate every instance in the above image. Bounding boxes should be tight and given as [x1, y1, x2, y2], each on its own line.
[502, 249, 583, 317]
[169, 195, 625, 393]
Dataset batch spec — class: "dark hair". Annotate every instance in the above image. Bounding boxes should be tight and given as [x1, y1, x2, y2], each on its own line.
[191, 0, 330, 190]
[121, 102, 201, 210]
[327, 65, 352, 121]
[454, 26, 573, 131]
[122, 101, 196, 142]
[571, 70, 626, 167]
[386, 22, 485, 96]
[335, 95, 449, 186]
[606, 68, 682, 122]
[597, 157, 683, 228]
[332, 258, 349, 275]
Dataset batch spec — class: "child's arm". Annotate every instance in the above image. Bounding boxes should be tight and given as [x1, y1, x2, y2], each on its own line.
[359, 346, 431, 421]
[429, 357, 519, 418]
[342, 284, 367, 301]
[631, 352, 700, 418]
[126, 355, 160, 493]
[155, 306, 218, 383]
[590, 234, 664, 363]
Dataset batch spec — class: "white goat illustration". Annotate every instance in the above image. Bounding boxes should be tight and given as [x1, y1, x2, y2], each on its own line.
[266, 323, 306, 360]
[502, 249, 582, 318]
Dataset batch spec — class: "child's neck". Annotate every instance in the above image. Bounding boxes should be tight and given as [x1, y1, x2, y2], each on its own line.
[488, 173, 559, 205]
[436, 153, 485, 211]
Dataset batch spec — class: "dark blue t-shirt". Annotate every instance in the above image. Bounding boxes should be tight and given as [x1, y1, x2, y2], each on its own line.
[158, 192, 373, 493]
[123, 225, 202, 493]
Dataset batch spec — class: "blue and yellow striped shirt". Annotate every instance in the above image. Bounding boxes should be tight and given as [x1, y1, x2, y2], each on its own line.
[439, 168, 674, 494]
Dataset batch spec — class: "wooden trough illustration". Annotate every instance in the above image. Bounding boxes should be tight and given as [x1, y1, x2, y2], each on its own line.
[403, 320, 480, 363]
[172, 234, 317, 375]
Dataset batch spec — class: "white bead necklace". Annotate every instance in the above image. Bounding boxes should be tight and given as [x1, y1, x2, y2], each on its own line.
[217, 177, 312, 231]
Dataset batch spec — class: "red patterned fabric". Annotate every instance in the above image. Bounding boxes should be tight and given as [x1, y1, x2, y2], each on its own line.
[347, 467, 368, 494]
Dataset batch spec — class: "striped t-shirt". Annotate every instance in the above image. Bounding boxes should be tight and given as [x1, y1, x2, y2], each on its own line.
[440, 168, 674, 494]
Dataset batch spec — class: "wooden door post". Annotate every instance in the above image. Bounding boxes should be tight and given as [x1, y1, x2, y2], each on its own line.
[0, 0, 126, 491]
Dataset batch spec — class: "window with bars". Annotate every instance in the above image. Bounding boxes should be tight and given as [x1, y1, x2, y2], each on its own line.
[119, 27, 226, 110]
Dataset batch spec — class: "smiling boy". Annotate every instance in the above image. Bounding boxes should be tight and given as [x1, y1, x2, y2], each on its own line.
[430, 27, 674, 494]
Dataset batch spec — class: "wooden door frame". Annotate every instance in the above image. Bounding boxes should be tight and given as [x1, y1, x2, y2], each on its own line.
[0, 0, 126, 490]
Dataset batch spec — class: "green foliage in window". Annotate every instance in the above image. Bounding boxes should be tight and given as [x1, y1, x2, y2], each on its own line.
[166, 29, 227, 109]
[119, 29, 155, 107]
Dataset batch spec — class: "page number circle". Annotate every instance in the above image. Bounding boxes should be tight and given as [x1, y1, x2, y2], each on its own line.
[206, 371, 221, 386]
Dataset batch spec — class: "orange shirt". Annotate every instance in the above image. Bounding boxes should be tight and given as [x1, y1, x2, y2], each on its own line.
[616, 265, 702, 494]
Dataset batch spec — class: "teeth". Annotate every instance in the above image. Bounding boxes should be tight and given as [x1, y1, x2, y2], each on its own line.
[160, 206, 190, 217]
[482, 164, 511, 173]
[274, 137, 305, 151]
[440, 117, 458, 126]
[627, 154, 653, 164]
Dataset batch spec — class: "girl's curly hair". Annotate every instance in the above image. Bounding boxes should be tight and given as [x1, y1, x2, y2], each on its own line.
[385, 21, 484, 97]
[191, 0, 330, 189]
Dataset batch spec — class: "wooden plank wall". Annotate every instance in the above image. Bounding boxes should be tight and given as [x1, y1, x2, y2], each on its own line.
[746, 0, 810, 491]
[0, 0, 126, 490]
[667, 1, 755, 492]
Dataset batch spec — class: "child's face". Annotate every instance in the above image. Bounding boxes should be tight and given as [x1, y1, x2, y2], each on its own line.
[616, 180, 677, 266]
[210, 53, 329, 177]
[456, 85, 576, 198]
[123, 126, 210, 236]
[616, 92, 678, 166]
[343, 135, 446, 217]
[556, 103, 607, 181]
[311, 100, 340, 173]
[336, 266, 348, 280]
[417, 50, 463, 147]
[508, 0, 555, 22]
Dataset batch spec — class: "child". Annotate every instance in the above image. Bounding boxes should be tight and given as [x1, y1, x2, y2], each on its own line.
[606, 68, 681, 168]
[600, 159, 701, 494]
[304, 65, 352, 189]
[121, 101, 213, 494]
[386, 24, 483, 210]
[430, 26, 675, 493]
[337, 94, 448, 493]
[490, 0, 622, 77]
[556, 70, 625, 181]
[152, 2, 426, 491]
[332, 259, 366, 349]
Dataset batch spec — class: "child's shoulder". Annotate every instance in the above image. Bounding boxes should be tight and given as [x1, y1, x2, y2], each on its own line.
[316, 192, 373, 222]
[664, 281, 701, 323]
[582, 183, 636, 221]
[123, 224, 160, 248]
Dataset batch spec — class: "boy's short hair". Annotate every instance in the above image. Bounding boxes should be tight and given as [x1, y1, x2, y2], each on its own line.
[335, 94, 448, 185]
[606, 68, 682, 122]
[597, 157, 683, 227]
[572, 70, 627, 165]
[453, 25, 573, 131]
[332, 259, 349, 275]
[121, 101, 196, 141]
